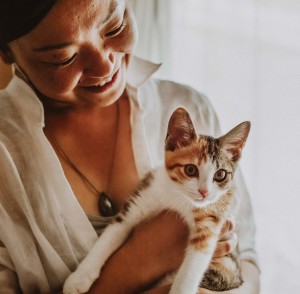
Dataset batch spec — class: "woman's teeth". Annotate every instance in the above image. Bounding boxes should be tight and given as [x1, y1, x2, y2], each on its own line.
[96, 77, 112, 87]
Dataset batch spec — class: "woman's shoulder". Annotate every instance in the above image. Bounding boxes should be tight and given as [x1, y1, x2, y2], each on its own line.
[151, 78, 208, 102]
[0, 76, 44, 135]
[144, 78, 221, 136]
[0, 87, 17, 138]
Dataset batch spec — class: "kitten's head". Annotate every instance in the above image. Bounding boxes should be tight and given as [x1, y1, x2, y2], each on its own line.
[165, 108, 250, 208]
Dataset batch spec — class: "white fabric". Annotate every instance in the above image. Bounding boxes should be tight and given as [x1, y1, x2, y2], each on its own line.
[0, 56, 257, 293]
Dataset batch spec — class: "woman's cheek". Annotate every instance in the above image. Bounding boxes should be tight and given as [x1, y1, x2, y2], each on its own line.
[34, 68, 81, 95]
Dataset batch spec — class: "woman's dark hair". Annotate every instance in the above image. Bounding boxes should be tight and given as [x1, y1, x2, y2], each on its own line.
[0, 0, 57, 47]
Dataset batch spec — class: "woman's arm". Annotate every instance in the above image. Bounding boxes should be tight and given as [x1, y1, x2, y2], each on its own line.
[88, 211, 189, 293]
[87, 215, 253, 294]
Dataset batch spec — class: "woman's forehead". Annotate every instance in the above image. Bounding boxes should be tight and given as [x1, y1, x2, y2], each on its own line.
[17, 0, 124, 49]
[43, 0, 119, 29]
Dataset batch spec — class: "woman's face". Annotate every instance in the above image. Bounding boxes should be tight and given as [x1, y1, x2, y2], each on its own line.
[8, 0, 137, 107]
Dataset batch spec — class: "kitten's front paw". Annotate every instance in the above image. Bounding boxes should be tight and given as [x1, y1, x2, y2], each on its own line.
[63, 269, 99, 294]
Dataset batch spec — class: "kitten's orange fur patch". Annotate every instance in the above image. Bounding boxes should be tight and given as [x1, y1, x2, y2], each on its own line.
[189, 210, 222, 250]
[166, 144, 207, 184]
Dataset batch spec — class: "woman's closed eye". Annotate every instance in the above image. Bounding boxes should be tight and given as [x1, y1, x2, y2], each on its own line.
[105, 13, 127, 38]
[49, 53, 78, 67]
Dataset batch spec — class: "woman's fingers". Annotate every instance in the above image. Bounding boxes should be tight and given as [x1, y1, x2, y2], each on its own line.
[213, 232, 238, 258]
[213, 215, 237, 259]
[219, 216, 235, 240]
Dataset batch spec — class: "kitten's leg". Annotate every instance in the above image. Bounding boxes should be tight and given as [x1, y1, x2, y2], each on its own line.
[169, 214, 224, 294]
[169, 246, 216, 294]
[63, 221, 133, 294]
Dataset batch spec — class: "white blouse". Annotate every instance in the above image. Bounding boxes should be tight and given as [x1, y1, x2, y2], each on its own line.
[0, 56, 258, 293]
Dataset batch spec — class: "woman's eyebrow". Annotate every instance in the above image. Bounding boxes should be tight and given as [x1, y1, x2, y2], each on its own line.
[32, 42, 73, 52]
[102, 1, 119, 24]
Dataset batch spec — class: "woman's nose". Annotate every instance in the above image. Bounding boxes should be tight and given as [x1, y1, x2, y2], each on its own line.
[83, 48, 115, 78]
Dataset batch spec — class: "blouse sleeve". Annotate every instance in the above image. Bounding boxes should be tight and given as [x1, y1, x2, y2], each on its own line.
[232, 169, 259, 269]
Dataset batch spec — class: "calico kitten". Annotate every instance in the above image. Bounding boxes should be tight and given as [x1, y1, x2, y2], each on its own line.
[63, 107, 250, 294]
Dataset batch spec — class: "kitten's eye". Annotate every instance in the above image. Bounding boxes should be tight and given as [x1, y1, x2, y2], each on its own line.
[184, 164, 198, 177]
[214, 169, 227, 182]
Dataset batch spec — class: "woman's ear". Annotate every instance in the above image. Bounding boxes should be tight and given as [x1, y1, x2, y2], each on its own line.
[0, 46, 14, 64]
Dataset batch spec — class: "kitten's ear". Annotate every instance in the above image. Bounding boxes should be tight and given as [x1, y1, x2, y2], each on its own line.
[219, 121, 251, 161]
[165, 108, 197, 151]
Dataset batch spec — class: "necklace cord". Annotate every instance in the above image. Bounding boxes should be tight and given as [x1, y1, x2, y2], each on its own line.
[46, 126, 100, 195]
[45, 101, 120, 201]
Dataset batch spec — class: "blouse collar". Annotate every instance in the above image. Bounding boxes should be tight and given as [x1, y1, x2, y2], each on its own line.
[126, 56, 161, 89]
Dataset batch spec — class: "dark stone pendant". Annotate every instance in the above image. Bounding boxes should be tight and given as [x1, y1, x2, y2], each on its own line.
[98, 192, 117, 217]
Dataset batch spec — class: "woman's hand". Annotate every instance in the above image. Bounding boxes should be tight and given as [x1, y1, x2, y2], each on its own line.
[213, 216, 237, 259]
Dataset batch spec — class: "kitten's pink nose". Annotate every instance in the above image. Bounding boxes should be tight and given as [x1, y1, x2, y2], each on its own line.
[199, 189, 209, 198]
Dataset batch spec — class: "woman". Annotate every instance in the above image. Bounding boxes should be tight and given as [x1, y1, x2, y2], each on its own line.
[0, 0, 260, 293]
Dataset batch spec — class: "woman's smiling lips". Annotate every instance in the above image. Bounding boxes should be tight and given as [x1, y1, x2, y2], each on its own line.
[80, 69, 120, 93]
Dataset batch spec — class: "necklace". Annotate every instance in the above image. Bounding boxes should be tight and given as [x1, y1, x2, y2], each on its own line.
[46, 103, 120, 217]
